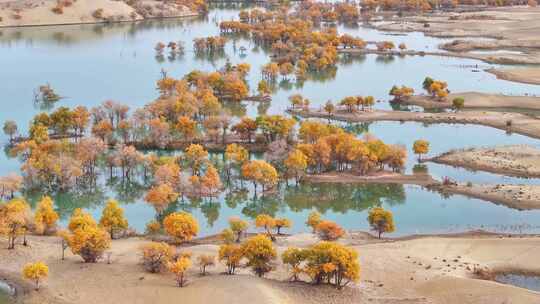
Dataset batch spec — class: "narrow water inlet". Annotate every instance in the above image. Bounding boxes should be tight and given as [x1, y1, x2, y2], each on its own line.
[495, 273, 540, 292]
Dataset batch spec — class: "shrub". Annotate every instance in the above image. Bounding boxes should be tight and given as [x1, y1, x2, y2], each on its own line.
[196, 254, 215, 275]
[452, 97, 465, 111]
[281, 247, 306, 281]
[168, 257, 191, 287]
[52, 5, 64, 14]
[241, 234, 277, 277]
[145, 220, 161, 235]
[220, 228, 235, 244]
[315, 220, 345, 241]
[140, 242, 174, 273]
[306, 211, 322, 232]
[93, 8, 104, 19]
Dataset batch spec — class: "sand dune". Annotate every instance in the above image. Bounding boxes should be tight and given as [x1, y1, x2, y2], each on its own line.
[0, 0, 196, 27]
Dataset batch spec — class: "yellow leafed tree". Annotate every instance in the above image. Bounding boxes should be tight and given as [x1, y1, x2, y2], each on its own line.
[367, 206, 395, 239]
[140, 242, 174, 273]
[0, 198, 31, 249]
[168, 257, 191, 287]
[163, 212, 199, 243]
[145, 184, 178, 215]
[99, 199, 128, 239]
[22, 262, 49, 290]
[34, 196, 59, 235]
[241, 234, 277, 277]
[218, 243, 243, 275]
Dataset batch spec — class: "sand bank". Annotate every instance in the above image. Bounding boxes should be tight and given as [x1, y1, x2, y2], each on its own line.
[405, 92, 540, 111]
[428, 145, 540, 178]
[487, 67, 540, 86]
[305, 171, 437, 186]
[2, 232, 540, 304]
[0, 0, 197, 28]
[288, 107, 540, 140]
[431, 183, 540, 211]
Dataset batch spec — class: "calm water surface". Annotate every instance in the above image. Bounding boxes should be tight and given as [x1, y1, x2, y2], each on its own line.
[0, 281, 14, 304]
[495, 273, 540, 292]
[1, 4, 540, 236]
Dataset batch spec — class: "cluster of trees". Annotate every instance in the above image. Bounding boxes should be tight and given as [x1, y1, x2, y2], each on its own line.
[219, 6, 367, 81]
[22, 105, 91, 140]
[0, 195, 126, 254]
[389, 85, 415, 102]
[292, 120, 408, 177]
[6, 198, 398, 291]
[144, 144, 223, 215]
[295, 2, 361, 24]
[154, 41, 185, 61]
[376, 41, 396, 51]
[336, 95, 376, 112]
[423, 77, 449, 101]
[216, 211, 368, 289]
[281, 242, 359, 289]
[193, 36, 227, 54]
[358, 0, 537, 11]
[0, 173, 22, 200]
[140, 241, 195, 286]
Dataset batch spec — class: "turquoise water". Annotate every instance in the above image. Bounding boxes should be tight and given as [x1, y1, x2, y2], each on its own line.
[1, 5, 540, 237]
[495, 273, 540, 292]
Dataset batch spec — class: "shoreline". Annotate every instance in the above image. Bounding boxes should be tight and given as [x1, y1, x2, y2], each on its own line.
[339, 48, 540, 65]
[430, 183, 540, 211]
[304, 171, 437, 186]
[288, 107, 540, 140]
[426, 145, 540, 179]
[486, 67, 540, 86]
[306, 171, 539, 211]
[427, 155, 539, 178]
[0, 12, 199, 29]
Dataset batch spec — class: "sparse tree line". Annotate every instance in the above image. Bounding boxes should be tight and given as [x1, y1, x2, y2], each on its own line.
[3, 192, 395, 291]
[361, 0, 537, 12]
[389, 77, 465, 110]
